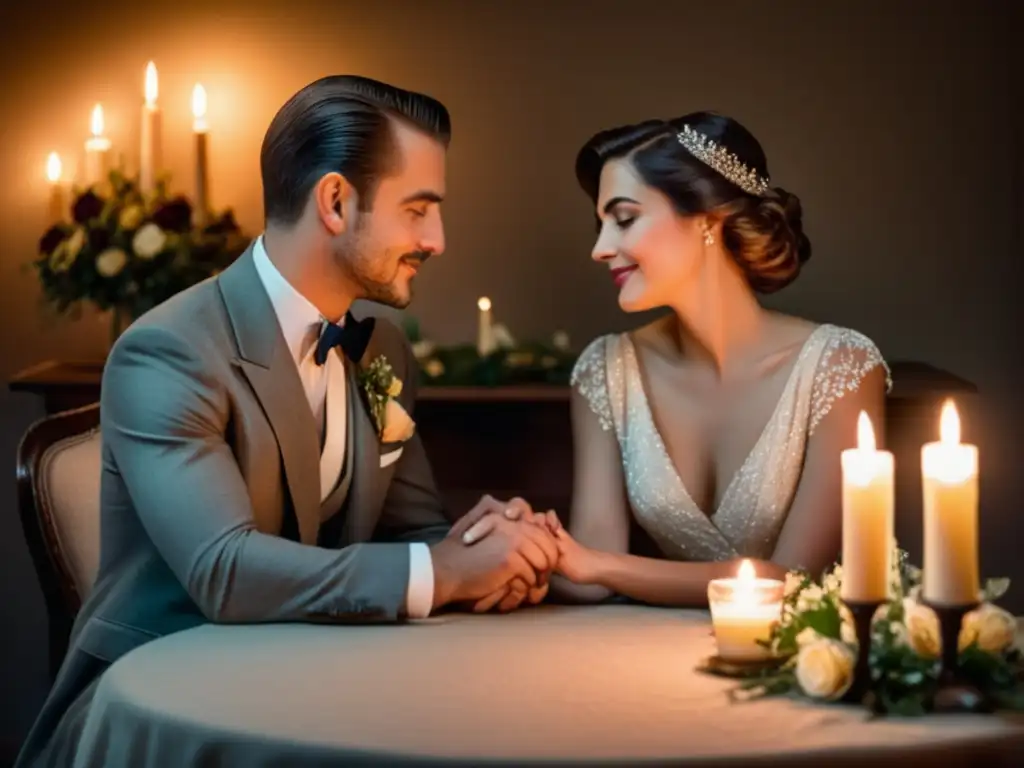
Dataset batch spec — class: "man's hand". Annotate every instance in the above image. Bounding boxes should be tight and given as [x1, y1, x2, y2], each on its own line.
[429, 508, 559, 610]
[468, 508, 563, 613]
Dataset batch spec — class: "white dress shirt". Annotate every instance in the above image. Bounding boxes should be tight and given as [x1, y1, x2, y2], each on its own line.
[252, 236, 434, 618]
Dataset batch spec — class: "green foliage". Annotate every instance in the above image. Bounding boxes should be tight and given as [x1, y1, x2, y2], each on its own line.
[358, 355, 400, 437]
[405, 321, 576, 387]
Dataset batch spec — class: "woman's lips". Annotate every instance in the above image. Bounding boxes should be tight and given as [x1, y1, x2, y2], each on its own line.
[611, 265, 638, 287]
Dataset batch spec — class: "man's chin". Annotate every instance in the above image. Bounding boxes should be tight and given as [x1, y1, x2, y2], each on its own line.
[368, 285, 412, 310]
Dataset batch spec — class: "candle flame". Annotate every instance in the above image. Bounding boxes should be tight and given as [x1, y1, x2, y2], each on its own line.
[939, 399, 960, 446]
[737, 559, 755, 582]
[192, 84, 207, 119]
[144, 61, 158, 106]
[477, 296, 491, 311]
[90, 104, 104, 137]
[46, 153, 61, 183]
[856, 410, 876, 452]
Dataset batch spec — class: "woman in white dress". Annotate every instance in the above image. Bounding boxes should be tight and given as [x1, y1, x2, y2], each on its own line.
[548, 112, 890, 606]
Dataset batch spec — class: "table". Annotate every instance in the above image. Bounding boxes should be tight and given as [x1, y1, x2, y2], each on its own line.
[73, 605, 1023, 767]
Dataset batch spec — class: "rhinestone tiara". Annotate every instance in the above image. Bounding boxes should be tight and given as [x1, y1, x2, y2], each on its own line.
[676, 124, 771, 197]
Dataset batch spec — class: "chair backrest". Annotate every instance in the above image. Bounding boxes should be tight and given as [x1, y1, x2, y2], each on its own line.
[17, 403, 101, 677]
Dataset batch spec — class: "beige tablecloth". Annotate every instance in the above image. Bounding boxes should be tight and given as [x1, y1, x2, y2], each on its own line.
[73, 605, 1024, 767]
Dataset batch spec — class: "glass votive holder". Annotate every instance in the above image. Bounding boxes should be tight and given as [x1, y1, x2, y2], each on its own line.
[707, 559, 784, 662]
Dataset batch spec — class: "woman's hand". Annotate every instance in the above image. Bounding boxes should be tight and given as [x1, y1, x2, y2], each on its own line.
[553, 526, 603, 585]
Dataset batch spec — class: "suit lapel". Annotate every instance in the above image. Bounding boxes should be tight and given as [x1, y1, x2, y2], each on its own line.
[218, 244, 321, 545]
[342, 355, 383, 544]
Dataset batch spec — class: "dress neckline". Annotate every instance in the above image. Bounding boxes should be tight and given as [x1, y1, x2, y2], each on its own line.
[622, 324, 828, 521]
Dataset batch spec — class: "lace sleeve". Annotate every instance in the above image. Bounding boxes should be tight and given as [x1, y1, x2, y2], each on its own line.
[570, 336, 614, 432]
[809, 328, 892, 436]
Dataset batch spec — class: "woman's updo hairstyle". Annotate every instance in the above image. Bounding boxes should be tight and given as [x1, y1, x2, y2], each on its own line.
[574, 111, 811, 293]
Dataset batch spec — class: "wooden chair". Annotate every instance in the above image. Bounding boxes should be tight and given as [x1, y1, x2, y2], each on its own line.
[16, 403, 102, 680]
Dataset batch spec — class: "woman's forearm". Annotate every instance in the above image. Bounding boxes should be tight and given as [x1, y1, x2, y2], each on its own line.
[548, 574, 613, 604]
[589, 551, 730, 606]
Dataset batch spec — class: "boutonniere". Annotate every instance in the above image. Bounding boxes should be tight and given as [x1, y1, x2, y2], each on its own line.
[358, 354, 416, 443]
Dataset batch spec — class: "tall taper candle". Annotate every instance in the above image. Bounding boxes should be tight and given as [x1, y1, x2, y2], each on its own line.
[922, 399, 979, 606]
[139, 62, 162, 193]
[84, 104, 111, 186]
[840, 411, 895, 602]
[46, 153, 63, 223]
[192, 83, 209, 225]
[477, 297, 495, 356]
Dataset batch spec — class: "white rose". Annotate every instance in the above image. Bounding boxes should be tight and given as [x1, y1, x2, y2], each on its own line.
[381, 398, 415, 443]
[961, 603, 1016, 654]
[411, 339, 436, 360]
[841, 618, 857, 645]
[904, 599, 941, 658]
[132, 222, 166, 259]
[795, 639, 855, 701]
[96, 248, 127, 277]
[904, 599, 978, 658]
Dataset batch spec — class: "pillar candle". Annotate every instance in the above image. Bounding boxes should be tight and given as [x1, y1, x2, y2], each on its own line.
[840, 411, 895, 602]
[192, 83, 209, 225]
[139, 61, 162, 193]
[84, 103, 111, 186]
[922, 399, 979, 606]
[46, 153, 63, 223]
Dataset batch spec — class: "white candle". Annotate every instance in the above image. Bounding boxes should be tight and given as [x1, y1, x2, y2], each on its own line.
[84, 103, 111, 186]
[708, 560, 783, 661]
[46, 153, 63, 223]
[840, 411, 895, 602]
[192, 83, 209, 225]
[139, 61, 162, 193]
[922, 399, 979, 606]
[477, 296, 495, 356]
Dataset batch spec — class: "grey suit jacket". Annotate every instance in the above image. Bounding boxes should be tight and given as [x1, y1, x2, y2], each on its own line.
[16, 243, 451, 766]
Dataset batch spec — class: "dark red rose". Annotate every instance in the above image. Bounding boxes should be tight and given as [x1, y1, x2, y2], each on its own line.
[39, 225, 66, 255]
[72, 190, 104, 224]
[152, 197, 193, 233]
[203, 210, 240, 235]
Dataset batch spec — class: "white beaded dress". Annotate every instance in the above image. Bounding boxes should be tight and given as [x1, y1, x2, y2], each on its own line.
[570, 324, 890, 561]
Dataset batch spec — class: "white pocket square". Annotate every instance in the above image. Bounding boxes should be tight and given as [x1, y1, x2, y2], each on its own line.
[380, 447, 403, 468]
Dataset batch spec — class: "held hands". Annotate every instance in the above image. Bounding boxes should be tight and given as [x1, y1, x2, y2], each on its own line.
[429, 496, 561, 612]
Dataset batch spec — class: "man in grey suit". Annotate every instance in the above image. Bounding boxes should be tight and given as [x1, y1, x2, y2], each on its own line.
[17, 75, 559, 766]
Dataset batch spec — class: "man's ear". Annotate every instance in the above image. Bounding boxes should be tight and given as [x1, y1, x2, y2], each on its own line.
[314, 172, 352, 235]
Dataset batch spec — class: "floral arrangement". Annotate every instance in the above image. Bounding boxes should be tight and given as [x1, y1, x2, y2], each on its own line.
[403, 316, 576, 387]
[33, 169, 248, 342]
[735, 547, 1024, 715]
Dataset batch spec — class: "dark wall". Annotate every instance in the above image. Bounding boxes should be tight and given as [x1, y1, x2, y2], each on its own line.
[1, 1, 1019, 758]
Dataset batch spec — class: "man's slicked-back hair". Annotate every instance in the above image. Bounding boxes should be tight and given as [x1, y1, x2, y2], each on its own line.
[260, 75, 451, 225]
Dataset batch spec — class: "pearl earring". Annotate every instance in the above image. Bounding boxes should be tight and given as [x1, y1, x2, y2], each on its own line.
[703, 228, 715, 247]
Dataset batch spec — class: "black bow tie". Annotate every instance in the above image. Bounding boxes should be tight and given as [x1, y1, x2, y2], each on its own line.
[314, 312, 375, 365]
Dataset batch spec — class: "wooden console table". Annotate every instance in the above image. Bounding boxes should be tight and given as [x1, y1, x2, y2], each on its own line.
[9, 359, 978, 555]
